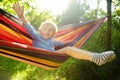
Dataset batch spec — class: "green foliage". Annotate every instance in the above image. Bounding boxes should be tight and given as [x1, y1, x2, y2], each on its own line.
[113, 0, 120, 6]
[26, 9, 53, 28]
[0, 0, 120, 80]
[0, 56, 28, 80]
[112, 9, 120, 30]
[82, 23, 107, 52]
[61, 0, 82, 25]
[61, 0, 104, 25]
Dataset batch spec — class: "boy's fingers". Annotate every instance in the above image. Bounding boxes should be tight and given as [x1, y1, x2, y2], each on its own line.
[13, 2, 19, 9]
[13, 3, 17, 10]
[21, 6, 24, 11]
[13, 4, 16, 12]
[13, 2, 23, 12]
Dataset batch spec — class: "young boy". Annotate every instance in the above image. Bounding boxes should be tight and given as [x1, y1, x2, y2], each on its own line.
[13, 2, 116, 66]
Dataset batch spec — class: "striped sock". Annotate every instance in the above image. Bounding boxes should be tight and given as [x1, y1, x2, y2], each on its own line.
[91, 51, 116, 65]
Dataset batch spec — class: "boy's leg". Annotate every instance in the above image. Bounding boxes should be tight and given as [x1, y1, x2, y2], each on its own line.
[56, 47, 116, 66]
[56, 47, 92, 60]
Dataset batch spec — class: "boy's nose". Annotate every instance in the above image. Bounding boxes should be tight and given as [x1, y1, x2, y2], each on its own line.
[45, 30, 50, 33]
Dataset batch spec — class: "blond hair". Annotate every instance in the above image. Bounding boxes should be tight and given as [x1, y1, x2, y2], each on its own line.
[39, 21, 58, 33]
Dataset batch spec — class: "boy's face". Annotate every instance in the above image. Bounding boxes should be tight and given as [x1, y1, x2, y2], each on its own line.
[40, 26, 56, 39]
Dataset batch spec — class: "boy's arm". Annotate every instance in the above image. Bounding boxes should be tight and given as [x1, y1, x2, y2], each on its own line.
[13, 2, 27, 25]
[54, 40, 72, 50]
[63, 41, 71, 45]
[13, 2, 39, 39]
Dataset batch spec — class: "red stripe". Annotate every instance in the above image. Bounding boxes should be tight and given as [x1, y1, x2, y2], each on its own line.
[0, 15, 29, 35]
[0, 29, 31, 45]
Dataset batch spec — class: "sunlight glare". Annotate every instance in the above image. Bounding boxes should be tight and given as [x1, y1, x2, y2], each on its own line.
[89, 0, 107, 11]
[36, 0, 69, 15]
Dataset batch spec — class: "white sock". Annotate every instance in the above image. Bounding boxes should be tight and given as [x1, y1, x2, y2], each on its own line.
[91, 51, 116, 65]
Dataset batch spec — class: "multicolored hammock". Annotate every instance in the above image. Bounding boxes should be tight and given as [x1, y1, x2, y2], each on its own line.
[0, 8, 106, 70]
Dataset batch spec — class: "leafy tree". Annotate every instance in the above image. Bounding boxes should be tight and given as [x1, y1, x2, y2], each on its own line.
[61, 0, 83, 25]
[26, 9, 53, 28]
[0, 0, 120, 80]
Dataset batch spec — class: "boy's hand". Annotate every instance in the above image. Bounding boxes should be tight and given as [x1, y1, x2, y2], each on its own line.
[64, 40, 72, 45]
[13, 2, 27, 25]
[13, 2, 24, 19]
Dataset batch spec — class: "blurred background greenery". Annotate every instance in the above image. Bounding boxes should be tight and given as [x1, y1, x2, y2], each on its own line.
[0, 0, 120, 80]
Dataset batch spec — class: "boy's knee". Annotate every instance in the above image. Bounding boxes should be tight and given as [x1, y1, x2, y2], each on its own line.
[61, 46, 76, 54]
[65, 46, 72, 50]
[65, 46, 77, 50]
[65, 46, 75, 52]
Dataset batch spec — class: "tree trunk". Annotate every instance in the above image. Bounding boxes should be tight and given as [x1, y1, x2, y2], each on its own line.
[106, 0, 112, 50]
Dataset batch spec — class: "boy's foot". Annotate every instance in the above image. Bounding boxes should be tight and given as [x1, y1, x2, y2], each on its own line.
[92, 51, 116, 66]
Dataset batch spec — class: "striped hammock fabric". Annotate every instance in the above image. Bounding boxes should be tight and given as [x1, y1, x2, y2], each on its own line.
[0, 8, 106, 70]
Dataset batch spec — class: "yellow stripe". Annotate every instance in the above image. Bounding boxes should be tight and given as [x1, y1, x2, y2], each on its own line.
[0, 52, 56, 70]
[55, 25, 87, 41]
[0, 49, 61, 67]
[74, 25, 96, 47]
[0, 23, 24, 39]
[0, 23, 32, 43]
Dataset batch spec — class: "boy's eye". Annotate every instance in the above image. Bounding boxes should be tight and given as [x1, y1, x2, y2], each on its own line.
[43, 28, 46, 31]
[42, 27, 54, 32]
[47, 28, 53, 31]
[49, 29, 52, 31]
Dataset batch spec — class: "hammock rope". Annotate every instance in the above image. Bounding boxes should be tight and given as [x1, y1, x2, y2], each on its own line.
[0, 8, 106, 70]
